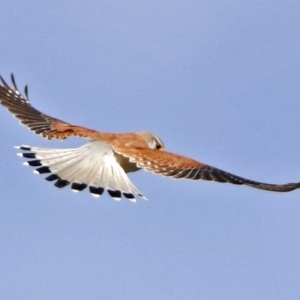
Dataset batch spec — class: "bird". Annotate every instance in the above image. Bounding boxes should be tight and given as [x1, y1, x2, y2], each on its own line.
[0, 74, 299, 202]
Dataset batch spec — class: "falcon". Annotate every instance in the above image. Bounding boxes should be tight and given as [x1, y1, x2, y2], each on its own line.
[0, 74, 299, 201]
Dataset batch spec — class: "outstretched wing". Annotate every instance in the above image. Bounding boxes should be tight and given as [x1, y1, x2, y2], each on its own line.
[0, 74, 103, 140]
[116, 148, 300, 192]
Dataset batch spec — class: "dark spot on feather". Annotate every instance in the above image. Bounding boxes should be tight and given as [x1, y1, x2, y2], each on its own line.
[71, 182, 87, 191]
[35, 166, 51, 174]
[45, 174, 59, 181]
[89, 186, 104, 196]
[54, 179, 70, 188]
[123, 193, 135, 200]
[27, 160, 42, 167]
[19, 146, 31, 151]
[22, 152, 36, 159]
[108, 190, 122, 199]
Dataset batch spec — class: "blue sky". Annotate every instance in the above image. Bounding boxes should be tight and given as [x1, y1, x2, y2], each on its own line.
[1, 1, 300, 299]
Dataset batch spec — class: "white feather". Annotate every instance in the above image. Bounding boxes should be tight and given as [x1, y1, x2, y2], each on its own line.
[17, 140, 145, 200]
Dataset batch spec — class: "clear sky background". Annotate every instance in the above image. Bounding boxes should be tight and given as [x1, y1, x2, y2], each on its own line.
[1, 1, 300, 299]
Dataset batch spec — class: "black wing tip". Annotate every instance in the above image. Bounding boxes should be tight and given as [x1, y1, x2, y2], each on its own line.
[0, 73, 30, 101]
[0, 74, 9, 87]
[24, 85, 29, 98]
[244, 181, 300, 192]
[11, 73, 17, 90]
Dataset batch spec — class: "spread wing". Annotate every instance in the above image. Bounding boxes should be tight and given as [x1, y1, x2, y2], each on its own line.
[116, 148, 300, 192]
[0, 74, 102, 140]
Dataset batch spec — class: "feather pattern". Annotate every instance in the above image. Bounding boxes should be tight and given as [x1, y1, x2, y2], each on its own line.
[115, 148, 300, 192]
[17, 140, 145, 201]
[0, 74, 113, 140]
[1, 74, 300, 200]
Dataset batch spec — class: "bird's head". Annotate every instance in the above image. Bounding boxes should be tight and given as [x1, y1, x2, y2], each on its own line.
[139, 131, 165, 150]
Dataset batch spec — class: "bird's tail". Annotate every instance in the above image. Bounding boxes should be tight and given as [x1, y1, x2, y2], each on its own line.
[15, 141, 146, 201]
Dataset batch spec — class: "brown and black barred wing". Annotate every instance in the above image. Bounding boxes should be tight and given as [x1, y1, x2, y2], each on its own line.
[0, 74, 100, 140]
[117, 148, 300, 192]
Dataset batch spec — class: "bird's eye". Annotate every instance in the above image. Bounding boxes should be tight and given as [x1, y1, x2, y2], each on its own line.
[156, 143, 162, 150]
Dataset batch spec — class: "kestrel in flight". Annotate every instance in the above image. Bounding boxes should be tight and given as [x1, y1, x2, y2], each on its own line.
[0, 74, 299, 201]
